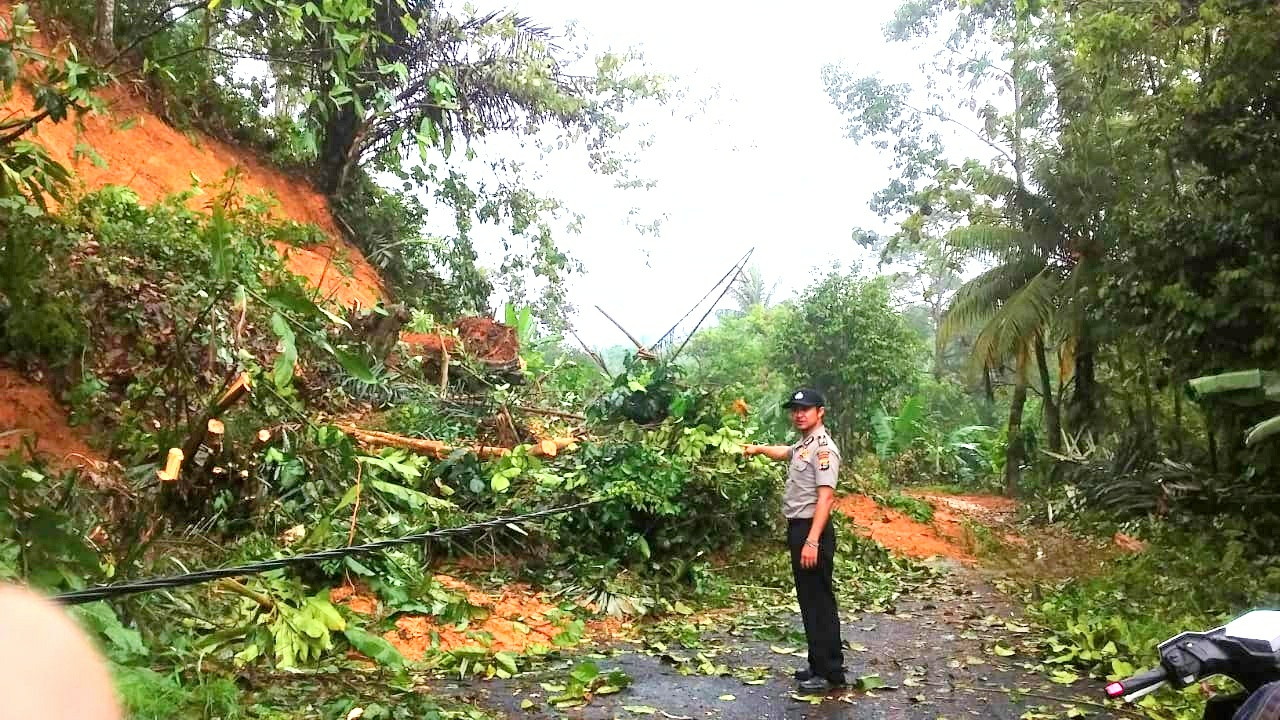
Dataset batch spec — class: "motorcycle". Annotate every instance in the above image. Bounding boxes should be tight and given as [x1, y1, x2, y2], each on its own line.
[1106, 610, 1280, 719]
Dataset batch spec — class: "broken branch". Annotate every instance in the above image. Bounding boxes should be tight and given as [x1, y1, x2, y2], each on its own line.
[217, 578, 274, 610]
[568, 327, 610, 373]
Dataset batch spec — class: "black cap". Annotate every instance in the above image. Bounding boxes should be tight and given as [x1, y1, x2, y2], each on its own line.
[782, 387, 825, 409]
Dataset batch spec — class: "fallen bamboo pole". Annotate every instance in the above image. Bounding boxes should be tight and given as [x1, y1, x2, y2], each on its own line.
[595, 305, 655, 359]
[334, 424, 577, 460]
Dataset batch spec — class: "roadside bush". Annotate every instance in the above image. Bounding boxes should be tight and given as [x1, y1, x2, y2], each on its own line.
[0, 209, 84, 362]
[770, 273, 927, 452]
[533, 387, 780, 583]
[870, 388, 1000, 489]
[1, 180, 387, 478]
[1027, 517, 1280, 718]
[0, 456, 105, 591]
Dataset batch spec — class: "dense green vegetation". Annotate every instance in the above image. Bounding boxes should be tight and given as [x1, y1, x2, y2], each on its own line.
[698, 0, 1280, 716]
[0, 0, 1278, 718]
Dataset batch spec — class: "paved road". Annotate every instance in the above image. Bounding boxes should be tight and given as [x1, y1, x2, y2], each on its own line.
[434, 567, 1122, 720]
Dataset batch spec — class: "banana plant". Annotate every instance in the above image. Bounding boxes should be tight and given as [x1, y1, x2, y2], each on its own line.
[870, 395, 927, 459]
[1188, 370, 1280, 446]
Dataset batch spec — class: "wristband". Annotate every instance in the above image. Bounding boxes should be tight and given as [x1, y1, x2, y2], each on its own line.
[804, 540, 819, 549]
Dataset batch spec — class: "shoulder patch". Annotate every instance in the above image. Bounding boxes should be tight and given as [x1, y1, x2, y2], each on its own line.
[817, 450, 831, 471]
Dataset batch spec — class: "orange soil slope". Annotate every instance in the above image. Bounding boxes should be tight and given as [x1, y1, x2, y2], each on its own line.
[836, 492, 1019, 564]
[7, 83, 386, 309]
[0, 368, 104, 468]
[0, 25, 395, 465]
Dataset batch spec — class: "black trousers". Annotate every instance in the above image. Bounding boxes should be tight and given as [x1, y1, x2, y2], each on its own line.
[787, 518, 844, 679]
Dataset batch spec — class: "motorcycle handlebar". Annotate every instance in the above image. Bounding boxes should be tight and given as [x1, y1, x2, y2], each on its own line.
[1106, 667, 1169, 701]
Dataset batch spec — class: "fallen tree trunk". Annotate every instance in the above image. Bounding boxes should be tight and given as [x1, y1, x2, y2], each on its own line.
[334, 424, 577, 460]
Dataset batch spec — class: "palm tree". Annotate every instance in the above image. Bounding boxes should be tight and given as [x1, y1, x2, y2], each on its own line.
[730, 266, 777, 313]
[938, 197, 1097, 491]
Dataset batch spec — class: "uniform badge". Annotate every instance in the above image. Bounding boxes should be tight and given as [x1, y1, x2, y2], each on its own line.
[817, 450, 831, 470]
[802, 436, 815, 447]
[818, 436, 828, 447]
[797, 449, 810, 461]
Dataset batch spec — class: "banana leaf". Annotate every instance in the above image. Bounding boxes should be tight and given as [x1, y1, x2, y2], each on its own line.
[1188, 370, 1280, 407]
[1245, 414, 1280, 447]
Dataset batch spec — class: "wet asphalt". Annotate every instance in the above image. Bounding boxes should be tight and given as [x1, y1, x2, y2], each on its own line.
[432, 566, 1122, 720]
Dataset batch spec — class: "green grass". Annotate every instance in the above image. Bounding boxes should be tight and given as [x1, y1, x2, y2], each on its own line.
[875, 492, 935, 523]
[910, 482, 978, 496]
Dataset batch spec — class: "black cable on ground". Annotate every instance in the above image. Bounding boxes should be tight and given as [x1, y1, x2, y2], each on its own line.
[53, 499, 600, 605]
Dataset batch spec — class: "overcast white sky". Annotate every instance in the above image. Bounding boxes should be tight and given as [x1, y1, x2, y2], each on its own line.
[455, 1, 924, 347]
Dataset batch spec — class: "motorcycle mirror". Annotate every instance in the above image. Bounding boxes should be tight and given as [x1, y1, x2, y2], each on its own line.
[1223, 610, 1280, 653]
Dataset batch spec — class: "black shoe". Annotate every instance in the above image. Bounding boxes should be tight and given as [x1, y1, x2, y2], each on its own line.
[797, 674, 845, 692]
[794, 669, 815, 681]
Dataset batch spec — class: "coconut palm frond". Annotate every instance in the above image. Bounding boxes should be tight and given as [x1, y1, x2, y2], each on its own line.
[730, 266, 777, 311]
[968, 268, 1059, 370]
[1059, 334, 1078, 382]
[938, 256, 1045, 345]
[1048, 254, 1098, 345]
[944, 224, 1032, 261]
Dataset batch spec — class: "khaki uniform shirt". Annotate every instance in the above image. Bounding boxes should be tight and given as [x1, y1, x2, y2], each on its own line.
[782, 425, 841, 519]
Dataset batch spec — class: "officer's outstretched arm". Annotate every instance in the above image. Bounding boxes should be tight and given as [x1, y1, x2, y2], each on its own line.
[743, 444, 791, 462]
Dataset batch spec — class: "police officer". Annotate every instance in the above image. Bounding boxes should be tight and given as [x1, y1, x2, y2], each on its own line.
[744, 387, 846, 692]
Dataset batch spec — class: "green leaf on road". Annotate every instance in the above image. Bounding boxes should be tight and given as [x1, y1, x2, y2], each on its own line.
[343, 628, 405, 670]
[569, 660, 599, 683]
[1050, 669, 1080, 685]
[856, 674, 888, 691]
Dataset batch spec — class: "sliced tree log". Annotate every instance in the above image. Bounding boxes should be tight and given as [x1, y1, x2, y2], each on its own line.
[178, 372, 253, 474]
[214, 373, 253, 415]
[156, 448, 184, 482]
